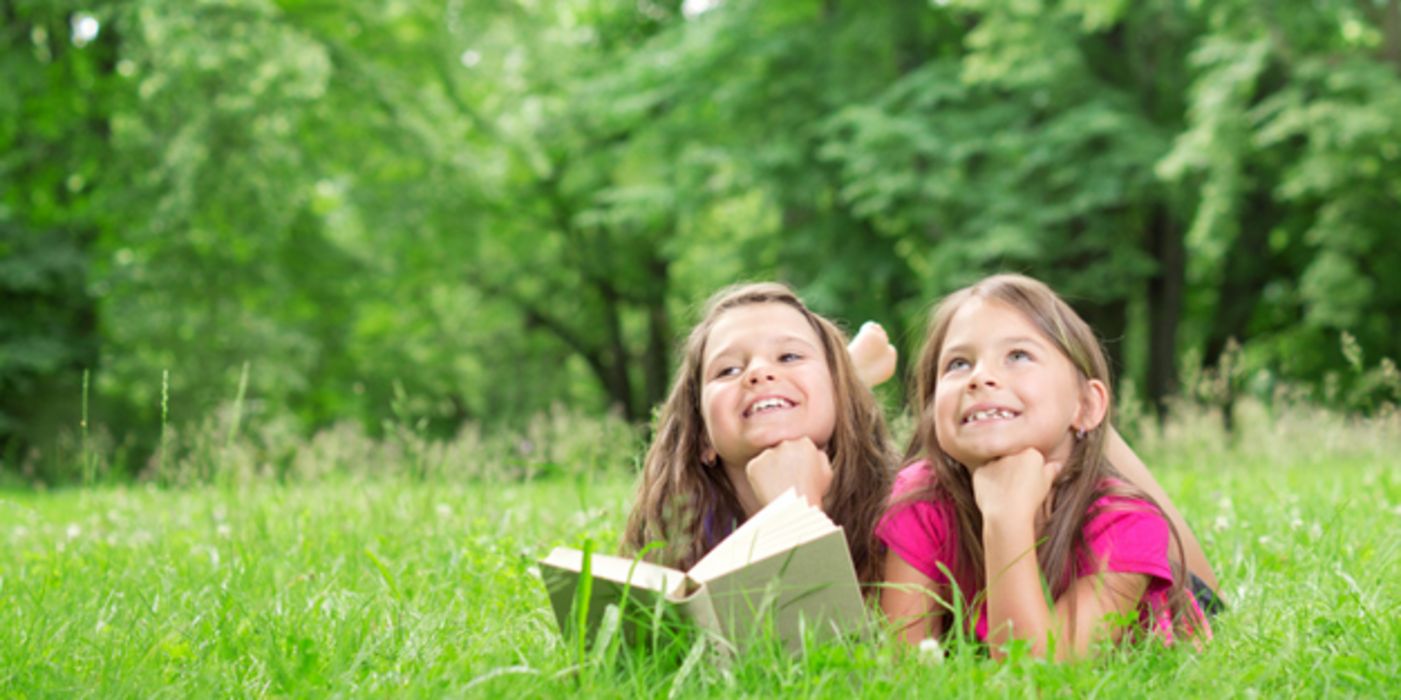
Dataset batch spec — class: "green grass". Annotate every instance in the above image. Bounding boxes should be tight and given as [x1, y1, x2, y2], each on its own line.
[2, 403, 1398, 697]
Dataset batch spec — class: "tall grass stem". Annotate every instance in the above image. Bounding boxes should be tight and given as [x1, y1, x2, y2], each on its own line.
[81, 368, 93, 486]
[226, 361, 250, 451]
[159, 369, 170, 481]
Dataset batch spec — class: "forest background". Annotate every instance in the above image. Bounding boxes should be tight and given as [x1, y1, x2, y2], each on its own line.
[4, 0, 1400, 483]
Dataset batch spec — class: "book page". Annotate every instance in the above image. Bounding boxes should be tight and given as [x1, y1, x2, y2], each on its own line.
[538, 548, 695, 648]
[687, 489, 838, 583]
[699, 528, 867, 651]
[539, 547, 684, 595]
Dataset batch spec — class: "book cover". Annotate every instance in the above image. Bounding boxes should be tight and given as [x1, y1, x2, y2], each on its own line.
[538, 490, 868, 652]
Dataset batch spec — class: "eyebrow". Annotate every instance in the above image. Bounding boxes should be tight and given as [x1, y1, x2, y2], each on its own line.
[704, 334, 820, 368]
[941, 335, 1048, 358]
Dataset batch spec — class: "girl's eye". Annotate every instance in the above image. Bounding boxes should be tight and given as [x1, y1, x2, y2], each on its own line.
[779, 352, 802, 363]
[714, 366, 741, 379]
[1009, 349, 1032, 362]
[944, 357, 970, 373]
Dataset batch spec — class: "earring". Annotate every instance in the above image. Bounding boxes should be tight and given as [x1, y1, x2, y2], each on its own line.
[1074, 427, 1087, 441]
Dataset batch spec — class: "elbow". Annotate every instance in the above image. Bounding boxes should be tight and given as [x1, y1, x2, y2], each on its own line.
[987, 640, 1050, 662]
[888, 615, 932, 646]
[988, 629, 1067, 662]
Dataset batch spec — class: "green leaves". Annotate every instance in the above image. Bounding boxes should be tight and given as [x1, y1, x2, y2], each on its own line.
[4, 0, 1400, 472]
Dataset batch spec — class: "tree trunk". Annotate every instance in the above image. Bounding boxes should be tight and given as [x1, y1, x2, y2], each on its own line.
[642, 252, 672, 412]
[1201, 187, 1279, 431]
[1203, 197, 1274, 364]
[1080, 297, 1129, 391]
[1377, 0, 1401, 73]
[1145, 202, 1184, 420]
[598, 281, 639, 421]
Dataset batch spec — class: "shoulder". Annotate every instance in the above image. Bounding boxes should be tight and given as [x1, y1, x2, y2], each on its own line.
[1085, 481, 1167, 533]
[877, 461, 959, 582]
[1080, 483, 1173, 581]
[889, 460, 935, 499]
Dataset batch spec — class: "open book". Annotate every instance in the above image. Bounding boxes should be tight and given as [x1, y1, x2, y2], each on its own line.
[538, 490, 868, 652]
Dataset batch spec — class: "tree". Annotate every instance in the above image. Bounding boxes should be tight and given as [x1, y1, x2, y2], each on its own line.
[1162, 0, 1401, 411]
[0, 1, 115, 464]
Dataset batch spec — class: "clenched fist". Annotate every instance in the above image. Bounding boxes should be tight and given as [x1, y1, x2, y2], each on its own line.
[971, 447, 1062, 523]
[745, 437, 834, 509]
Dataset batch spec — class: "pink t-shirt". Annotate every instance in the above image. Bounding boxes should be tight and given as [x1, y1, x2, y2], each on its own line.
[877, 461, 1201, 643]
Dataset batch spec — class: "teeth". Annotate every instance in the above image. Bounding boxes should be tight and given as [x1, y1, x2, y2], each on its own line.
[965, 408, 1016, 423]
[749, 398, 792, 415]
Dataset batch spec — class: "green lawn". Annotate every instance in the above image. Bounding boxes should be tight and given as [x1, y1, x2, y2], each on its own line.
[2, 406, 1398, 697]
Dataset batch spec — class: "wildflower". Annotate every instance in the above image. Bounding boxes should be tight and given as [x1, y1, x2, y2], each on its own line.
[918, 637, 943, 663]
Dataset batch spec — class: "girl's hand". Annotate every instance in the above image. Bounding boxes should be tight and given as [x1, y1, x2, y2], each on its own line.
[848, 321, 898, 388]
[745, 437, 834, 509]
[971, 448, 1061, 522]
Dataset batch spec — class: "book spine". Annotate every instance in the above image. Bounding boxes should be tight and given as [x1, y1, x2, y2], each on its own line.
[674, 578, 716, 628]
[676, 580, 737, 662]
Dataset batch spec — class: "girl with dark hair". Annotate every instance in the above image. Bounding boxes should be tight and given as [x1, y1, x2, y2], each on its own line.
[622, 282, 897, 586]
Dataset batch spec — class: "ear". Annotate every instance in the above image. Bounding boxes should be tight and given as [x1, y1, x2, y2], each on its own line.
[701, 445, 718, 467]
[1074, 378, 1110, 433]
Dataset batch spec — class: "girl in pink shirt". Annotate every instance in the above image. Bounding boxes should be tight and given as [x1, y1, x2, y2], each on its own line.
[879, 274, 1209, 659]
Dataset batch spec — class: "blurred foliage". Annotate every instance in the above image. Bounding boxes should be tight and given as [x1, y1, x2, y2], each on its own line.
[2, 0, 1398, 478]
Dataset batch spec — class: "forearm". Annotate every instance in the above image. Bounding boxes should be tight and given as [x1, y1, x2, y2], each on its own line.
[881, 552, 946, 645]
[982, 517, 1054, 659]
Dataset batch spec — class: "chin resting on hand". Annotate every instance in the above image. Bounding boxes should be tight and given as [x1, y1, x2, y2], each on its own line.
[971, 447, 1061, 522]
[745, 437, 833, 508]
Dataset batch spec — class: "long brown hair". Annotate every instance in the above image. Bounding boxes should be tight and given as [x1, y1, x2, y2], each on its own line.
[623, 282, 896, 584]
[903, 274, 1197, 640]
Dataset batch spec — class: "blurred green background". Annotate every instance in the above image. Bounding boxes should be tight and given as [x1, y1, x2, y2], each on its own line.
[3, 0, 1398, 480]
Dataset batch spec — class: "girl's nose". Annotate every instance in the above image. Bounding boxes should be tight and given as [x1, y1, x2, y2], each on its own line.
[745, 362, 776, 384]
[968, 364, 998, 389]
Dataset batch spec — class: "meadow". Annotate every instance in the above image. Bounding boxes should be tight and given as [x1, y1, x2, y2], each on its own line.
[2, 401, 1397, 698]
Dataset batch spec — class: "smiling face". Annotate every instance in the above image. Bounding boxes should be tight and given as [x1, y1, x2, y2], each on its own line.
[699, 302, 838, 469]
[932, 297, 1102, 468]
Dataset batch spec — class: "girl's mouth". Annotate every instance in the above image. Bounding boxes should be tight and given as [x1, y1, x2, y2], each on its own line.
[744, 397, 795, 417]
[962, 407, 1019, 424]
